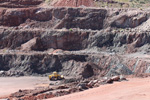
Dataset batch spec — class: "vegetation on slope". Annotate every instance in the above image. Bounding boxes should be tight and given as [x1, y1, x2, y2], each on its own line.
[95, 0, 150, 8]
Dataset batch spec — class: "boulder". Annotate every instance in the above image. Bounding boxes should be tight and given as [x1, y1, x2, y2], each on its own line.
[69, 88, 80, 93]
[21, 37, 44, 51]
[106, 78, 113, 83]
[87, 80, 99, 88]
[120, 75, 127, 81]
[78, 83, 88, 90]
[0, 70, 4, 75]
[93, 83, 100, 87]
[57, 85, 69, 89]
[111, 76, 120, 81]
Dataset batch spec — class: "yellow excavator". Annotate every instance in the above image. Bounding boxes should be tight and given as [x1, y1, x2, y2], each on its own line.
[48, 72, 64, 81]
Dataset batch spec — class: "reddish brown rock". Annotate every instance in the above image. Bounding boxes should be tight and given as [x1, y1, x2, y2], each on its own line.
[21, 37, 43, 51]
[51, 0, 94, 7]
[0, 0, 43, 8]
[111, 11, 147, 28]
[111, 76, 120, 81]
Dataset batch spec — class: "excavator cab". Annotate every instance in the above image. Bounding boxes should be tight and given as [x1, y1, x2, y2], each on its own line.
[49, 72, 64, 81]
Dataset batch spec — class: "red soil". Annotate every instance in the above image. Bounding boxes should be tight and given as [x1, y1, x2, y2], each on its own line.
[49, 77, 150, 100]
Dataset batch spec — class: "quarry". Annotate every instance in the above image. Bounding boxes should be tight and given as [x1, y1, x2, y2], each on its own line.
[1, 0, 150, 100]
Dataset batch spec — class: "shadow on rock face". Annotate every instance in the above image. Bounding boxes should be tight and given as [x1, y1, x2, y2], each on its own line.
[81, 63, 103, 79]
[82, 64, 94, 78]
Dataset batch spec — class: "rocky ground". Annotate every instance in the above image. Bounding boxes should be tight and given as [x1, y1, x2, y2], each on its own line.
[1, 0, 150, 100]
[49, 77, 150, 100]
[0, 75, 127, 100]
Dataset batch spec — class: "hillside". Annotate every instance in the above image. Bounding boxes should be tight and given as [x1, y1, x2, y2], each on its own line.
[95, 0, 150, 8]
[48, 0, 150, 8]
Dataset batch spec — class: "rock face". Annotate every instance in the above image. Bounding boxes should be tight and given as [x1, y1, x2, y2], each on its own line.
[106, 64, 133, 77]
[111, 11, 148, 28]
[0, 3, 150, 78]
[51, 0, 94, 7]
[0, 0, 43, 8]
[0, 7, 106, 29]
[21, 37, 43, 51]
[0, 53, 100, 78]
[0, 52, 150, 78]
[0, 7, 149, 29]
[1, 28, 150, 52]
[0, 8, 150, 52]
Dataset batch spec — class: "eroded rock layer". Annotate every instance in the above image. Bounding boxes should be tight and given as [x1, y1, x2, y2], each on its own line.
[51, 0, 94, 7]
[0, 5, 150, 77]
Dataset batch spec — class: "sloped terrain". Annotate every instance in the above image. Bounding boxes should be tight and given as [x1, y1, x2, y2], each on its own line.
[95, 0, 150, 8]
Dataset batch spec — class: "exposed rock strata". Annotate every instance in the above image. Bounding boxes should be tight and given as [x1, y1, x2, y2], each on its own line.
[0, 0, 43, 8]
[51, 0, 94, 7]
[0, 7, 150, 77]
[0, 52, 150, 78]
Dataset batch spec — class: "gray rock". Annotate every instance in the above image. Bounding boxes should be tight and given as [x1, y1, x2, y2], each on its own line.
[78, 83, 88, 90]
[0, 71, 4, 75]
[106, 64, 133, 77]
[120, 75, 127, 81]
[111, 76, 120, 81]
[106, 78, 113, 83]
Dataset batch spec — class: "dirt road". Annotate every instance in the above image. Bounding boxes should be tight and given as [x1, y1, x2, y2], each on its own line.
[49, 77, 150, 100]
[0, 77, 49, 97]
[1, 77, 150, 100]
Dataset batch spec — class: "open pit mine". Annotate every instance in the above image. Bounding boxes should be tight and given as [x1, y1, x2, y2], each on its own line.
[1, 0, 150, 100]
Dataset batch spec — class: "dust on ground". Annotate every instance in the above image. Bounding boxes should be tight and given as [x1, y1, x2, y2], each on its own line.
[49, 77, 150, 100]
[0, 77, 49, 97]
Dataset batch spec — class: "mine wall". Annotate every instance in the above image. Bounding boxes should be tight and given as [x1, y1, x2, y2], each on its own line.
[0, 6, 150, 77]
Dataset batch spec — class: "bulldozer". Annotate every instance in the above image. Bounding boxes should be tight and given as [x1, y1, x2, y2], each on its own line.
[48, 72, 64, 81]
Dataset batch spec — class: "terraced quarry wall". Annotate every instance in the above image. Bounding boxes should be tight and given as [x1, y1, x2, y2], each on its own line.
[0, 0, 150, 78]
[1, 1, 150, 99]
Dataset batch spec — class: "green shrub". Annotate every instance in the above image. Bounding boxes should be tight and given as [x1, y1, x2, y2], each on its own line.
[69, 28, 73, 32]
[45, 0, 51, 4]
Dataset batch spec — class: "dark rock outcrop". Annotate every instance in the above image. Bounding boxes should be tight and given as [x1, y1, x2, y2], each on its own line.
[111, 11, 148, 28]
[0, 8, 107, 29]
[0, 0, 43, 8]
